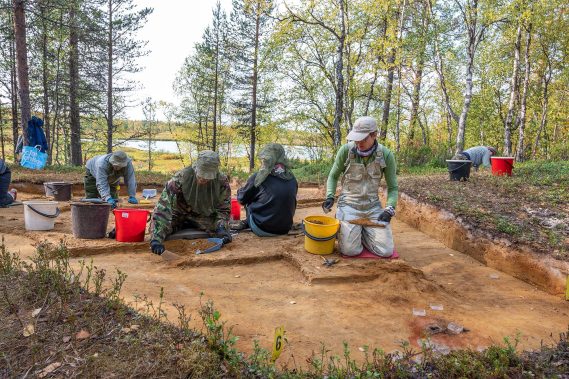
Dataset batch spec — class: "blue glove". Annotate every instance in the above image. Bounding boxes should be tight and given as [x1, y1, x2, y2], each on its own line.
[128, 196, 138, 204]
[150, 240, 165, 255]
[107, 198, 117, 208]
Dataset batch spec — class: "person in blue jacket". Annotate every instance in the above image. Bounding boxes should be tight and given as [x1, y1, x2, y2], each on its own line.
[15, 116, 49, 157]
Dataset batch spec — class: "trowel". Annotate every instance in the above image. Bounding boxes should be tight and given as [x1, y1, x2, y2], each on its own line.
[161, 249, 182, 262]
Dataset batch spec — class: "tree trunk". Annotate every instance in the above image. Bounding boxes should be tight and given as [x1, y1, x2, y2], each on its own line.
[10, 38, 18, 159]
[504, 24, 522, 156]
[395, 65, 402, 152]
[515, 23, 532, 162]
[69, 1, 82, 166]
[428, 0, 459, 131]
[13, 0, 31, 145]
[408, 4, 428, 145]
[380, 48, 395, 141]
[249, 7, 261, 172]
[212, 22, 219, 152]
[332, 0, 346, 148]
[381, 3, 405, 141]
[532, 59, 551, 159]
[0, 106, 4, 161]
[455, 0, 483, 155]
[106, 0, 113, 153]
[40, 1, 51, 163]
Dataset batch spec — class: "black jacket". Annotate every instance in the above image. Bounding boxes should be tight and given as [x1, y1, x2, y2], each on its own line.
[237, 173, 298, 235]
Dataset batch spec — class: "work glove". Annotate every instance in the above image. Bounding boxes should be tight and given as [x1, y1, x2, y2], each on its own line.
[150, 240, 165, 255]
[216, 226, 232, 245]
[128, 196, 139, 204]
[377, 205, 396, 223]
[322, 197, 334, 214]
[107, 198, 117, 209]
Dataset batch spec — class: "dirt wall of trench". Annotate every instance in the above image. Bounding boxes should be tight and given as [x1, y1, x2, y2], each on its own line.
[397, 192, 569, 296]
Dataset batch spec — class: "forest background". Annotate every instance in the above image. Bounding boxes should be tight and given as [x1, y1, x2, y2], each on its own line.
[1, 0, 567, 181]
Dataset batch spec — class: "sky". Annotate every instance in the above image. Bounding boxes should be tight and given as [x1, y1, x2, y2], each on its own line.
[127, 0, 233, 120]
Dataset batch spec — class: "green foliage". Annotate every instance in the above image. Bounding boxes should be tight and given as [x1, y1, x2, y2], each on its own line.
[397, 144, 450, 170]
[290, 159, 333, 184]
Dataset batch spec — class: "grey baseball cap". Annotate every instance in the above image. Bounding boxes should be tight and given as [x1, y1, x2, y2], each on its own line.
[195, 150, 220, 180]
[347, 116, 378, 141]
[109, 151, 130, 168]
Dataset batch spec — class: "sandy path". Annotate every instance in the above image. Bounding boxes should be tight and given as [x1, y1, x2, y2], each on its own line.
[1, 193, 568, 367]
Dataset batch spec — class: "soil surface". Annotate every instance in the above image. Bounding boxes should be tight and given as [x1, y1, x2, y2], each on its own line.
[398, 168, 569, 261]
[2, 189, 569, 366]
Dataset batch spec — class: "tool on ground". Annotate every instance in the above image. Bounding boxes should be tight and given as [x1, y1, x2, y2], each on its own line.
[142, 189, 157, 198]
[321, 257, 339, 267]
[161, 249, 182, 262]
[195, 238, 224, 255]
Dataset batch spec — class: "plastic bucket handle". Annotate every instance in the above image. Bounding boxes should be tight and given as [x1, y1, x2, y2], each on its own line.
[301, 221, 338, 242]
[44, 183, 64, 194]
[448, 162, 470, 173]
[27, 204, 60, 219]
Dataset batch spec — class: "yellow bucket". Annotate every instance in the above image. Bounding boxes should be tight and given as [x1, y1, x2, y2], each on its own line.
[303, 215, 340, 255]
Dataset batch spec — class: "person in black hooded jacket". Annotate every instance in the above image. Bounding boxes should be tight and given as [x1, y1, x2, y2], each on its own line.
[236, 143, 298, 237]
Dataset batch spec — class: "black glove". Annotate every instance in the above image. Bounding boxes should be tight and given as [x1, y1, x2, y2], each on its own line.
[322, 197, 334, 213]
[216, 226, 232, 245]
[150, 240, 165, 255]
[377, 206, 396, 223]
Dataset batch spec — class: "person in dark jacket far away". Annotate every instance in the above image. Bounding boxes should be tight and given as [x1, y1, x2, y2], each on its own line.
[452, 146, 498, 170]
[236, 143, 298, 237]
[0, 159, 18, 207]
[84, 151, 138, 209]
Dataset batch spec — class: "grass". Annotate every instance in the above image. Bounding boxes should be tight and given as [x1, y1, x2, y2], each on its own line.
[399, 160, 569, 259]
[1, 239, 568, 377]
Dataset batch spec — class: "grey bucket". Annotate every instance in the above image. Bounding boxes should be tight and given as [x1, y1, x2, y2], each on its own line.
[44, 182, 73, 201]
[71, 202, 111, 239]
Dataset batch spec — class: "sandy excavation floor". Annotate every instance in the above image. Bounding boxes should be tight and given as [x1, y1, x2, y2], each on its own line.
[1, 190, 569, 366]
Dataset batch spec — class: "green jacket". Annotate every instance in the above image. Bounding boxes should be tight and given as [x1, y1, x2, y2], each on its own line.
[326, 143, 398, 209]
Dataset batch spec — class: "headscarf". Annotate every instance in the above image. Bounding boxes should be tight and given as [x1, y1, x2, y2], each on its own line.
[181, 151, 222, 216]
[254, 143, 295, 187]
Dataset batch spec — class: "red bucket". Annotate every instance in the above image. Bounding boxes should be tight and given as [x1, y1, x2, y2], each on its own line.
[230, 198, 241, 221]
[113, 209, 150, 242]
[491, 157, 514, 176]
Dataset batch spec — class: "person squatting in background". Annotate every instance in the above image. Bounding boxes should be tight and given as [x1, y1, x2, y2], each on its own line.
[84, 151, 138, 208]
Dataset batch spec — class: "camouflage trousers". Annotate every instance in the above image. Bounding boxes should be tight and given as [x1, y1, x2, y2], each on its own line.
[84, 169, 119, 199]
[150, 211, 218, 242]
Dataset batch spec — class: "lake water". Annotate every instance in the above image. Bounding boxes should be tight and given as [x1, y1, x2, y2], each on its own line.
[114, 139, 326, 161]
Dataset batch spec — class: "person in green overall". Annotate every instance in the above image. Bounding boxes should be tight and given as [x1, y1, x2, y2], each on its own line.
[322, 116, 398, 257]
[84, 151, 138, 208]
[149, 150, 232, 255]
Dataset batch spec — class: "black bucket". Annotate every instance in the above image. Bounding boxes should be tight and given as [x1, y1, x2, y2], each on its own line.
[44, 182, 73, 201]
[70, 202, 111, 239]
[446, 160, 472, 181]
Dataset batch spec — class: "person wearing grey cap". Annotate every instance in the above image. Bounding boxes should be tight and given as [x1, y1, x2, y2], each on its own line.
[322, 116, 398, 257]
[149, 150, 232, 255]
[84, 151, 138, 208]
[0, 159, 18, 207]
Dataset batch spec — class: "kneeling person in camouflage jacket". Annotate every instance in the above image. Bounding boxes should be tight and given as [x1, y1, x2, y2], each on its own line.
[149, 150, 232, 255]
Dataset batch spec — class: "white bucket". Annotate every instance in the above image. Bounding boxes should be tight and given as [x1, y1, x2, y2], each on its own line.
[23, 201, 60, 231]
